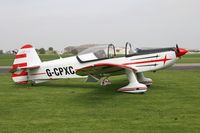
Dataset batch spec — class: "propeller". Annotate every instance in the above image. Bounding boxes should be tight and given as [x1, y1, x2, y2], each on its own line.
[175, 44, 188, 58]
[176, 44, 180, 53]
[175, 44, 181, 59]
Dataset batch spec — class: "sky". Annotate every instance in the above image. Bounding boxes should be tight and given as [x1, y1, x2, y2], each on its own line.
[0, 0, 200, 51]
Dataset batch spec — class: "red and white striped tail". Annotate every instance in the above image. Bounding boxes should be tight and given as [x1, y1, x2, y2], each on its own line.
[12, 44, 41, 84]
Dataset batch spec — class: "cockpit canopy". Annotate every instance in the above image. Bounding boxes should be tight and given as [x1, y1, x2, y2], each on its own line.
[77, 44, 116, 63]
[76, 42, 175, 63]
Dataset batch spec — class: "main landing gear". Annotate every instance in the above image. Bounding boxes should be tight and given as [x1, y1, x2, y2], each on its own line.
[98, 70, 152, 94]
[118, 69, 147, 94]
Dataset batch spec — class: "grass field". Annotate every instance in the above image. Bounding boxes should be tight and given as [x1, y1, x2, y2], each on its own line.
[0, 70, 200, 132]
[0, 54, 15, 66]
[177, 54, 200, 64]
[0, 53, 200, 66]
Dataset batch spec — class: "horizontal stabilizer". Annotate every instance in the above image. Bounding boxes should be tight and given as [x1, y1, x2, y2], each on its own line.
[10, 65, 40, 73]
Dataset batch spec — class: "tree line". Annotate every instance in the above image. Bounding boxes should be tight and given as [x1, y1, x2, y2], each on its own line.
[0, 47, 56, 55]
[0, 47, 78, 55]
[35, 47, 56, 54]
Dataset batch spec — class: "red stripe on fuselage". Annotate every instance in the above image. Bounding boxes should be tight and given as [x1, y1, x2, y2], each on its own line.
[12, 63, 27, 68]
[30, 72, 46, 76]
[16, 54, 26, 59]
[123, 57, 171, 66]
[12, 71, 28, 77]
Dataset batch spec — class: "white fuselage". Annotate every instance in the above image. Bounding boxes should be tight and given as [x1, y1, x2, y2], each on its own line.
[28, 51, 177, 82]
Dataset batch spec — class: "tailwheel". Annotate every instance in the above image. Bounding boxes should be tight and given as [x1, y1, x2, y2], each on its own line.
[31, 81, 36, 86]
[100, 77, 111, 86]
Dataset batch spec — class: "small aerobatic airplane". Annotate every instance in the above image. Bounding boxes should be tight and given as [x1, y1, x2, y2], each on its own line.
[10, 43, 188, 93]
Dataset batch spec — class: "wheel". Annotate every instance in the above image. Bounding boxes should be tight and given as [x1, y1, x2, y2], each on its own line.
[100, 78, 111, 86]
[31, 81, 36, 86]
[147, 85, 151, 88]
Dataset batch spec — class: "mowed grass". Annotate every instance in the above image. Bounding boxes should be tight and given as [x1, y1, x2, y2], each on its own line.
[0, 53, 199, 66]
[177, 54, 200, 64]
[0, 70, 200, 132]
[0, 54, 15, 66]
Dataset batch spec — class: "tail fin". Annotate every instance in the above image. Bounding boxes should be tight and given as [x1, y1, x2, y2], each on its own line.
[11, 44, 41, 84]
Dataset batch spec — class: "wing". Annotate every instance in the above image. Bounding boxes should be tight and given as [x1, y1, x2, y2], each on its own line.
[76, 63, 137, 78]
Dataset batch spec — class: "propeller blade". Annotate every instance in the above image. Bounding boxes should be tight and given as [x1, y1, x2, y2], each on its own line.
[175, 44, 181, 59]
[176, 44, 180, 53]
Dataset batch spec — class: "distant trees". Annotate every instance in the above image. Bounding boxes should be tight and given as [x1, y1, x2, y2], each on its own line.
[48, 47, 53, 51]
[0, 47, 56, 55]
[71, 49, 78, 55]
[36, 49, 39, 53]
[36, 47, 57, 55]
[38, 48, 46, 54]
[48, 47, 57, 54]
[0, 50, 3, 54]
[53, 51, 57, 54]
[64, 46, 78, 55]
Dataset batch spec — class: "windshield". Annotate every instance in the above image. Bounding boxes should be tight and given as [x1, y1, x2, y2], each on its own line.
[77, 45, 109, 63]
[78, 45, 108, 58]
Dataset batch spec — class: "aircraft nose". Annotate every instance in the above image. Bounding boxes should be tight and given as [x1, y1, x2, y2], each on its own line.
[175, 48, 188, 57]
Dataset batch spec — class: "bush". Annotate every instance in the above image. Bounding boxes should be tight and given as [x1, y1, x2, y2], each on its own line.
[38, 48, 46, 54]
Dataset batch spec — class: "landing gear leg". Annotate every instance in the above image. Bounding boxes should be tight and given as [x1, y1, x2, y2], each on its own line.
[136, 72, 153, 87]
[118, 69, 147, 93]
